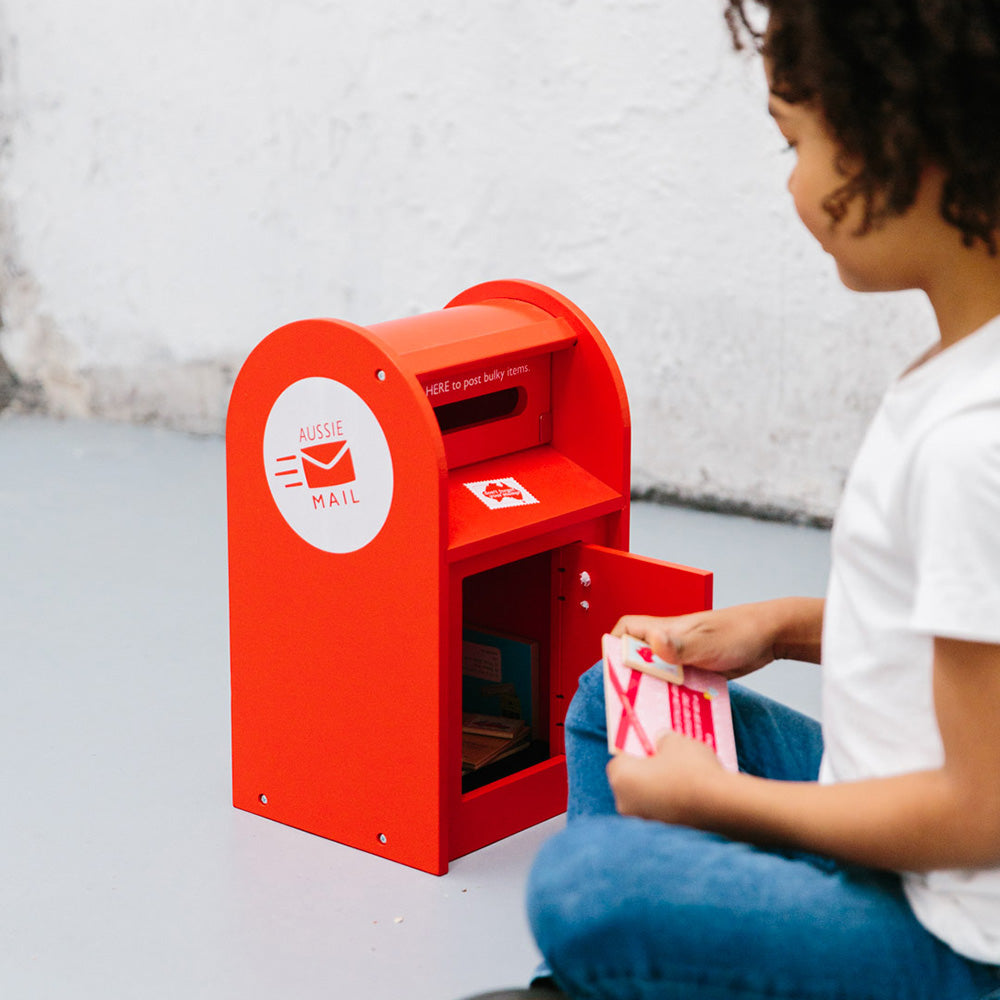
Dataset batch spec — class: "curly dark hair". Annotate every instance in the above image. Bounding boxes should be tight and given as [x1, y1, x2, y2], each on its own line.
[725, 0, 1000, 252]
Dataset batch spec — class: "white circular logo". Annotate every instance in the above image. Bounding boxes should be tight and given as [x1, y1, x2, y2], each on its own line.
[263, 377, 393, 553]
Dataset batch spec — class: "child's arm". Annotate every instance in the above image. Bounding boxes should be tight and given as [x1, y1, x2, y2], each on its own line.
[612, 596, 825, 679]
[608, 635, 1000, 871]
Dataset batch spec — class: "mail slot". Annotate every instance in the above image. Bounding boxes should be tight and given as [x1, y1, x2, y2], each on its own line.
[227, 279, 712, 874]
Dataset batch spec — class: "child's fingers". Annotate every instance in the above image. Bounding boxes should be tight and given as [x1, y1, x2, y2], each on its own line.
[646, 628, 686, 665]
[612, 615, 701, 664]
[611, 614, 657, 639]
[653, 628, 686, 661]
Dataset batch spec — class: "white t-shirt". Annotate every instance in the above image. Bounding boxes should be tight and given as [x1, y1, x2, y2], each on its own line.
[819, 315, 1000, 963]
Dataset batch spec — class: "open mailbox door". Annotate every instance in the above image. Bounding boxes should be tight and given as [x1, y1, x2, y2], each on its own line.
[552, 542, 714, 754]
[448, 540, 712, 863]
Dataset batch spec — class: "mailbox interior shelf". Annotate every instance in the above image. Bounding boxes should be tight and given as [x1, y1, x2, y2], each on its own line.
[446, 446, 624, 561]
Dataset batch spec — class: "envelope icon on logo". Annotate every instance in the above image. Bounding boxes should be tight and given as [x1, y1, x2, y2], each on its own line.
[300, 441, 356, 488]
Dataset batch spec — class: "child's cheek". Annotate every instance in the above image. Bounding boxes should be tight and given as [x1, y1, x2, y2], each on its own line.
[789, 174, 831, 250]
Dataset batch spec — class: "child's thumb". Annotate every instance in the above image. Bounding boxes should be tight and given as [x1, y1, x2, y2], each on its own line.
[650, 628, 687, 665]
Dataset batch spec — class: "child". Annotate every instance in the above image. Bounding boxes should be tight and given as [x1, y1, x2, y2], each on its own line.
[467, 2, 1000, 999]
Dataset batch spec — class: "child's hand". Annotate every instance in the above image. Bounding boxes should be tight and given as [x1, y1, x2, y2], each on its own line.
[611, 604, 779, 680]
[607, 731, 725, 825]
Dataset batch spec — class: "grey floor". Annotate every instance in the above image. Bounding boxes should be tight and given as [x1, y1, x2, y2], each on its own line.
[0, 415, 830, 999]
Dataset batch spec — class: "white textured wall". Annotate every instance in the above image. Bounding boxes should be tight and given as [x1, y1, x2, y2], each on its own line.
[0, 0, 933, 520]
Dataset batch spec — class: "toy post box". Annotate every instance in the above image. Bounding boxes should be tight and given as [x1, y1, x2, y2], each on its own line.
[227, 279, 712, 875]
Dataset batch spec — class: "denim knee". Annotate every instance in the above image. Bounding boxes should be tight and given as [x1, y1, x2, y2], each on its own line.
[526, 821, 609, 974]
[526, 817, 665, 988]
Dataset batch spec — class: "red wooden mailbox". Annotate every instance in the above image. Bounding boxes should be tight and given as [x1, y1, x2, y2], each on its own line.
[227, 279, 712, 874]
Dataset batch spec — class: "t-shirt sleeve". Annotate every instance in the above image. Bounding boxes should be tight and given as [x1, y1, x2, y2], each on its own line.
[906, 404, 1000, 643]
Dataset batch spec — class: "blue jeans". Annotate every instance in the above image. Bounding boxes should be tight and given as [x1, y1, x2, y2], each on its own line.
[526, 662, 1000, 1000]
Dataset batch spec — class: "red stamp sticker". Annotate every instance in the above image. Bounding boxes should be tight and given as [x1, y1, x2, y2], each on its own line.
[463, 477, 539, 510]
